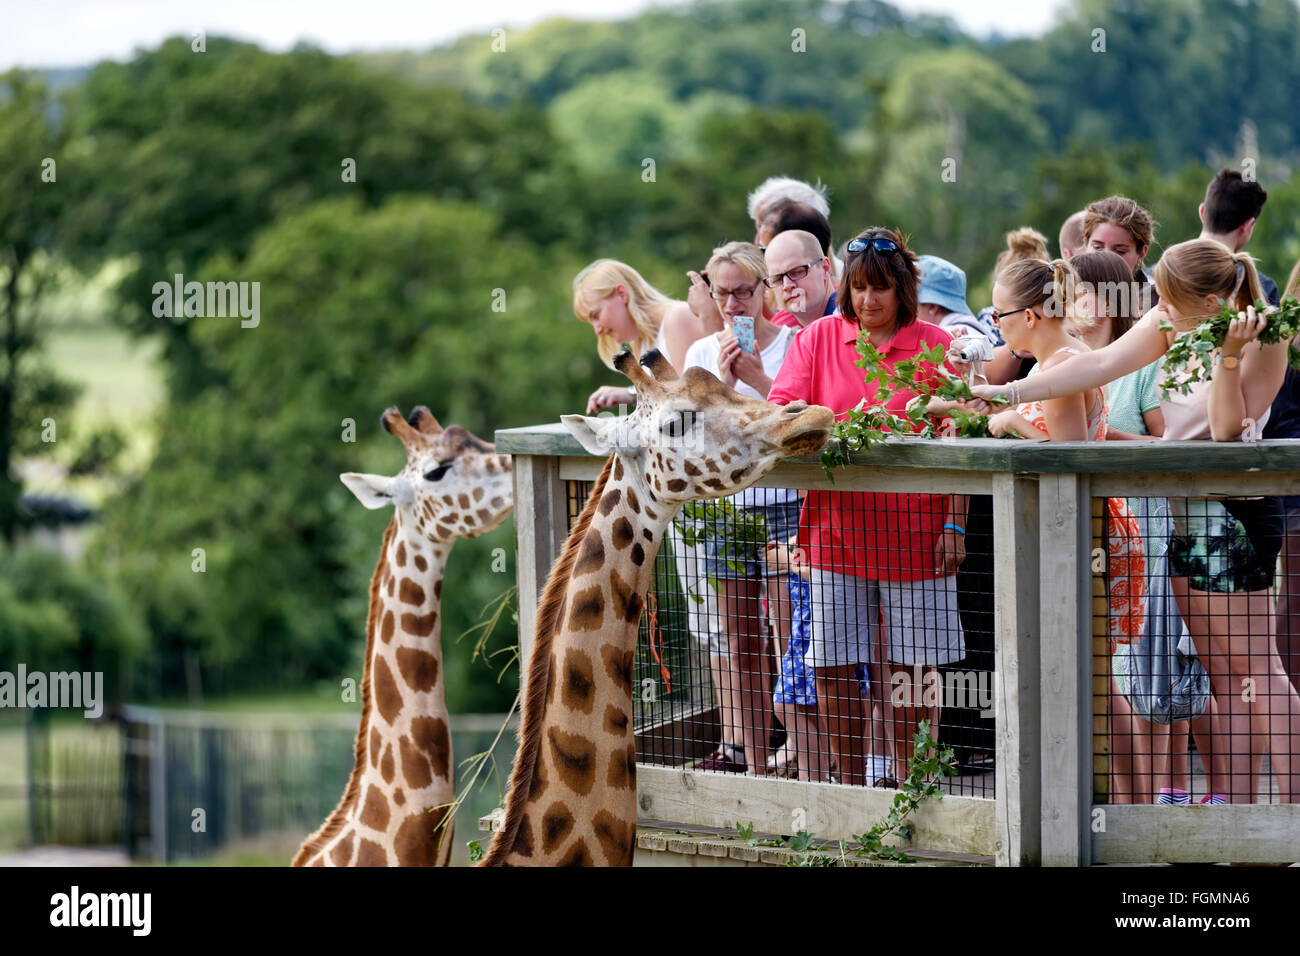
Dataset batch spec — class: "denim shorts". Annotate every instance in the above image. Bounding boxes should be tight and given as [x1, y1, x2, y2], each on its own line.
[702, 498, 802, 581]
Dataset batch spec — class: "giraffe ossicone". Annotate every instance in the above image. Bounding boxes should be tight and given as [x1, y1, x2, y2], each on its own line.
[294, 405, 513, 867]
[481, 349, 832, 866]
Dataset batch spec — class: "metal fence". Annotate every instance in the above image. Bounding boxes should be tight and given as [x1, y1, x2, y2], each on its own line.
[499, 423, 1300, 865]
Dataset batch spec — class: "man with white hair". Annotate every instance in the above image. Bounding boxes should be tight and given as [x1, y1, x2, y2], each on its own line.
[747, 176, 831, 246]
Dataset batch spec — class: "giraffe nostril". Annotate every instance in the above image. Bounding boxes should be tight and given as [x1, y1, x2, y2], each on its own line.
[784, 402, 807, 414]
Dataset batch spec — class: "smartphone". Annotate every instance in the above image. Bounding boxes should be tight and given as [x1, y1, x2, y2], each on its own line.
[731, 315, 756, 355]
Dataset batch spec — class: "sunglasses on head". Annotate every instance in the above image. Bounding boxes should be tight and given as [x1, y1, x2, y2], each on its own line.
[846, 236, 900, 256]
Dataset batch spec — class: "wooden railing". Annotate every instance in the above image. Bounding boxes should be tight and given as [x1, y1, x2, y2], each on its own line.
[496, 423, 1300, 865]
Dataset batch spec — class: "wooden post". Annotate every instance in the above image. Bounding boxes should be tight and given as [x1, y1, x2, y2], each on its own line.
[512, 454, 568, 666]
[1037, 472, 1092, 866]
[991, 472, 1041, 866]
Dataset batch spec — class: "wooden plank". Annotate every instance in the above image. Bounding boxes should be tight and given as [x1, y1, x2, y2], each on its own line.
[1037, 472, 1093, 866]
[991, 473, 1041, 866]
[512, 455, 568, 666]
[1093, 805, 1300, 863]
[1091, 470, 1300, 498]
[635, 764, 997, 857]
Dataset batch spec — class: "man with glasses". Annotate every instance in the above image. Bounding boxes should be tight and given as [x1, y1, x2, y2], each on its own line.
[764, 230, 838, 330]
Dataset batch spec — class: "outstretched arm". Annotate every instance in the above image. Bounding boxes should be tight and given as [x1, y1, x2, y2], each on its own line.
[968, 311, 1169, 412]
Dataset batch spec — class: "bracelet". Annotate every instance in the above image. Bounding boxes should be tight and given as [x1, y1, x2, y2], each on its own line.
[943, 523, 966, 536]
[1007, 381, 1021, 406]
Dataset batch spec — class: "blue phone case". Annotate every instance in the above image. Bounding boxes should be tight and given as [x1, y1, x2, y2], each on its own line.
[732, 315, 756, 354]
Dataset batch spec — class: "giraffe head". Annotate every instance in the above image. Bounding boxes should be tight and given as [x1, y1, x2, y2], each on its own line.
[562, 349, 833, 502]
[341, 406, 513, 540]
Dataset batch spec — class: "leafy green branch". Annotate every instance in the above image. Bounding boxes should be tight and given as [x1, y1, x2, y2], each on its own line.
[1159, 296, 1300, 396]
[850, 719, 957, 863]
[820, 337, 1010, 479]
[673, 500, 770, 601]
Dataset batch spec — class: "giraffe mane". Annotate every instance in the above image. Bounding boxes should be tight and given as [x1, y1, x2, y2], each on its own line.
[481, 453, 616, 866]
[292, 516, 396, 866]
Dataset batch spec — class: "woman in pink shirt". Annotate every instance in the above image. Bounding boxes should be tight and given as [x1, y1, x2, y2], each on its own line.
[769, 227, 968, 786]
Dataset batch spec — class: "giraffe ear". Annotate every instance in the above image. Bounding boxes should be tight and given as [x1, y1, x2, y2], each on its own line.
[341, 472, 399, 510]
[561, 414, 615, 457]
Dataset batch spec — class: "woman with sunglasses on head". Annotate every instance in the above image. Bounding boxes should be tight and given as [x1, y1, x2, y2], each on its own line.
[769, 227, 967, 787]
[967, 238, 1300, 802]
[681, 241, 802, 776]
[575, 258, 724, 413]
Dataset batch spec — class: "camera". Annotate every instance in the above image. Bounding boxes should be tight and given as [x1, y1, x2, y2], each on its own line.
[951, 334, 994, 365]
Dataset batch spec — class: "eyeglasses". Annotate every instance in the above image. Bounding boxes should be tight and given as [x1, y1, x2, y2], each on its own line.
[763, 259, 824, 288]
[710, 282, 761, 302]
[989, 307, 1028, 324]
[846, 236, 900, 256]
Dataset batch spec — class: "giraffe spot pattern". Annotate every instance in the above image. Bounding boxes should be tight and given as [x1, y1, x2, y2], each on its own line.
[373, 657, 402, 725]
[396, 646, 440, 692]
[625, 488, 640, 513]
[573, 533, 605, 577]
[593, 810, 635, 867]
[380, 609, 395, 643]
[434, 580, 442, 599]
[444, 512, 461, 525]
[561, 648, 595, 714]
[601, 643, 634, 695]
[393, 788, 405, 806]
[547, 727, 596, 796]
[401, 610, 438, 636]
[611, 517, 634, 550]
[644, 507, 658, 520]
[642, 528, 653, 541]
[396, 542, 407, 567]
[704, 458, 719, 472]
[490, 496, 505, 510]
[597, 488, 622, 516]
[395, 808, 447, 866]
[360, 784, 390, 831]
[411, 716, 451, 780]
[458, 494, 471, 510]
[399, 579, 426, 606]
[603, 704, 629, 736]
[473, 486, 485, 502]
[330, 832, 355, 866]
[400, 734, 432, 789]
[541, 802, 575, 853]
[476, 508, 491, 523]
[684, 461, 701, 476]
[606, 747, 633, 790]
[380, 743, 395, 784]
[614, 458, 624, 481]
[609, 569, 644, 625]
[414, 554, 427, 572]
[666, 478, 687, 492]
[528, 755, 547, 801]
[557, 838, 593, 867]
[386, 576, 395, 597]
[567, 585, 605, 632]
[730, 466, 751, 483]
[355, 838, 387, 866]
[435, 524, 452, 538]
[630, 543, 645, 566]
[702, 477, 725, 491]
[369, 727, 381, 767]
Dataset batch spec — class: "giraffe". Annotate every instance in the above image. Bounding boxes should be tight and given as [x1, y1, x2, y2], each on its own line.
[293, 405, 513, 867]
[481, 349, 832, 866]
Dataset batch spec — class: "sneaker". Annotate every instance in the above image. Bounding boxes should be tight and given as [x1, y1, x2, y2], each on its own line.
[1199, 793, 1226, 805]
[1157, 788, 1191, 805]
[696, 745, 746, 774]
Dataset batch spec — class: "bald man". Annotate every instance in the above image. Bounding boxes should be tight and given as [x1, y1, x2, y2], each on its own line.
[764, 229, 838, 329]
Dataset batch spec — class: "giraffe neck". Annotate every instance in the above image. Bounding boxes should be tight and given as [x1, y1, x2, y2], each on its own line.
[294, 512, 456, 866]
[483, 455, 675, 866]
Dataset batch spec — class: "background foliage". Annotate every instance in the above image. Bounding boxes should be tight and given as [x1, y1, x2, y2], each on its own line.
[3, 0, 1299, 710]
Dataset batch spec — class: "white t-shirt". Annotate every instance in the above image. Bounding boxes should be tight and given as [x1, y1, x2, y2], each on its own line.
[683, 325, 798, 510]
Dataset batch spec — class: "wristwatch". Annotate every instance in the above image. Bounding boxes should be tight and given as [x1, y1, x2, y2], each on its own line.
[1218, 353, 1240, 370]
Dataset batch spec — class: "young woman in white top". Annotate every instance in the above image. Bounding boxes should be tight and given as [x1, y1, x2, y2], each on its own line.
[967, 238, 1299, 802]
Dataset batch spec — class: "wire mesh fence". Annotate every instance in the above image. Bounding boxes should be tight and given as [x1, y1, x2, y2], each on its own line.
[566, 479, 996, 797]
[1091, 494, 1300, 806]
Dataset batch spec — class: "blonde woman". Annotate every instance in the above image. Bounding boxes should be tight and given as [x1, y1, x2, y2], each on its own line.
[967, 239, 1299, 803]
[574, 259, 722, 413]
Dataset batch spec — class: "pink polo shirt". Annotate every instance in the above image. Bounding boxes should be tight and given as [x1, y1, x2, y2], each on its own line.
[768, 314, 955, 581]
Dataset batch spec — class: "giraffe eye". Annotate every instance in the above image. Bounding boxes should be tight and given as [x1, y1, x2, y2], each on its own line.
[661, 410, 696, 439]
[424, 463, 451, 482]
